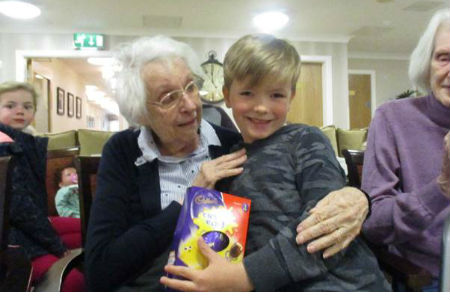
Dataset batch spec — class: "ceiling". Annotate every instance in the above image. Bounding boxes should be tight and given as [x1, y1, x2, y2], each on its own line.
[1, 0, 447, 55]
[4, 0, 448, 94]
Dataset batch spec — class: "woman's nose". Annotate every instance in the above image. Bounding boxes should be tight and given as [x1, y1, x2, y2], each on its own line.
[180, 93, 198, 111]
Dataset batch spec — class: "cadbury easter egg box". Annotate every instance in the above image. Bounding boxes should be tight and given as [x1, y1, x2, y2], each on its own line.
[168, 186, 251, 273]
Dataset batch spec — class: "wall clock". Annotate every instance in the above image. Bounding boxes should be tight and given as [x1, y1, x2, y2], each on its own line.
[200, 50, 224, 103]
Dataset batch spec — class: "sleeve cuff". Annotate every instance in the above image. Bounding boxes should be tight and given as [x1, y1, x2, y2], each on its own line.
[143, 201, 182, 249]
[417, 180, 449, 217]
[243, 244, 290, 291]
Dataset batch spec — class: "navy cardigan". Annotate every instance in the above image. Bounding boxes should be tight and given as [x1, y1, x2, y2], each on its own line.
[85, 124, 241, 291]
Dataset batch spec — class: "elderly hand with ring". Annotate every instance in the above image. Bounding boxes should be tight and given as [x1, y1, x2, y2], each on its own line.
[296, 186, 369, 258]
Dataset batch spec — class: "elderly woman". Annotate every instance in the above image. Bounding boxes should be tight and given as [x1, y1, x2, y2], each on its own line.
[362, 8, 450, 291]
[85, 35, 370, 291]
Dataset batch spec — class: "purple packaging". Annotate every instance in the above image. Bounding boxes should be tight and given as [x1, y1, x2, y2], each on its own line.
[168, 186, 251, 273]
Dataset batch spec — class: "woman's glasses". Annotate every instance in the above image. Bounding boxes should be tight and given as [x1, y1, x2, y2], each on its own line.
[150, 80, 199, 109]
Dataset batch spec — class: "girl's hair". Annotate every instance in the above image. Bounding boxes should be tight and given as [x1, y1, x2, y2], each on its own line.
[409, 8, 450, 92]
[223, 34, 301, 90]
[0, 81, 38, 110]
[111, 35, 204, 126]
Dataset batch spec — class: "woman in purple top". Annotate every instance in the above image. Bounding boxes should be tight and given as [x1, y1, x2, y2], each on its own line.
[362, 8, 450, 289]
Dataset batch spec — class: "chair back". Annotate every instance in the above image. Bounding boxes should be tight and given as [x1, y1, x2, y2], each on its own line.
[202, 104, 238, 132]
[341, 149, 364, 188]
[46, 147, 80, 216]
[0, 155, 13, 251]
[441, 213, 450, 291]
[74, 156, 101, 247]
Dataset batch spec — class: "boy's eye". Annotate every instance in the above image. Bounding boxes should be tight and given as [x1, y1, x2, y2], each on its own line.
[239, 91, 253, 96]
[272, 93, 286, 99]
[25, 105, 34, 110]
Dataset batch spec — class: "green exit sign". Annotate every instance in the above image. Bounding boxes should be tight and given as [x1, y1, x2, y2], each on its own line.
[73, 33, 105, 49]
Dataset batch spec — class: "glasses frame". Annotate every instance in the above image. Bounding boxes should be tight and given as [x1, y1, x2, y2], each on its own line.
[149, 80, 200, 109]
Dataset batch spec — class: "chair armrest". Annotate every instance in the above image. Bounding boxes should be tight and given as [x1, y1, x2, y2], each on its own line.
[371, 246, 432, 291]
[34, 248, 83, 292]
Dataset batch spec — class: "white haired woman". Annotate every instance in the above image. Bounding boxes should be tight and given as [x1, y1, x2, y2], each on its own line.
[85, 35, 371, 291]
[362, 8, 450, 291]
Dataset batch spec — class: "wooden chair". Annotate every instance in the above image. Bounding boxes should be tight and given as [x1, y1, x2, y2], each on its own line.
[46, 147, 80, 216]
[0, 153, 33, 292]
[74, 155, 101, 247]
[441, 213, 450, 292]
[34, 153, 100, 292]
[341, 148, 433, 291]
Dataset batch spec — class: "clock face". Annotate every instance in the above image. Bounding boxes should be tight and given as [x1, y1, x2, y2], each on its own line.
[200, 62, 224, 103]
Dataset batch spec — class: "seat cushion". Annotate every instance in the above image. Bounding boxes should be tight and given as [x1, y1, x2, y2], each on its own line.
[78, 129, 114, 156]
[337, 128, 368, 157]
[320, 125, 338, 156]
[43, 130, 78, 150]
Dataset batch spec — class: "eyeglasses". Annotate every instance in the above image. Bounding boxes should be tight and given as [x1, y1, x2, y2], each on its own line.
[150, 80, 199, 109]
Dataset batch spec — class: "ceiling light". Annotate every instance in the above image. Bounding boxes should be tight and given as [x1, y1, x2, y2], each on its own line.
[0, 1, 41, 19]
[253, 11, 289, 33]
[87, 57, 115, 66]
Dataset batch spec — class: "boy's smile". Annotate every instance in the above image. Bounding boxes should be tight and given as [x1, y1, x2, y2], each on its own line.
[224, 76, 294, 144]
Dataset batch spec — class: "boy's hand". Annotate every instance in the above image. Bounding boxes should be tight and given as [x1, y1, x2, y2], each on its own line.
[296, 187, 368, 258]
[192, 148, 246, 189]
[160, 238, 253, 291]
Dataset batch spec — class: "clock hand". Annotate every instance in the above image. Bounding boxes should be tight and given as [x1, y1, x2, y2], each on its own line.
[210, 64, 215, 86]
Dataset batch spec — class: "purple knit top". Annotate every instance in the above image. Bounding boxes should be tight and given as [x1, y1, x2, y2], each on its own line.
[362, 93, 450, 278]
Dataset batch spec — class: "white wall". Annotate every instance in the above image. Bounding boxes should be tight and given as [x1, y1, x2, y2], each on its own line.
[1, 32, 351, 128]
[348, 58, 411, 109]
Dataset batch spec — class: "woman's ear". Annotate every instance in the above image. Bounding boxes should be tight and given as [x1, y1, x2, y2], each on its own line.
[223, 86, 231, 108]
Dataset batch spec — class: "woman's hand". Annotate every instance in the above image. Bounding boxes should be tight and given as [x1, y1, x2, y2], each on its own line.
[438, 131, 450, 198]
[296, 186, 368, 258]
[160, 238, 253, 291]
[192, 148, 247, 189]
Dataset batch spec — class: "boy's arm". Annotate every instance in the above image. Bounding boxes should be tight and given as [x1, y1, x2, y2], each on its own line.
[243, 127, 346, 291]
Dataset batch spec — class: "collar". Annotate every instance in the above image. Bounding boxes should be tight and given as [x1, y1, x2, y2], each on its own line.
[135, 119, 221, 166]
[426, 93, 450, 129]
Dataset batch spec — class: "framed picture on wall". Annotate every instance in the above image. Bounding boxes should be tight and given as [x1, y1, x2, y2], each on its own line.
[56, 87, 65, 115]
[76, 97, 82, 119]
[67, 92, 74, 117]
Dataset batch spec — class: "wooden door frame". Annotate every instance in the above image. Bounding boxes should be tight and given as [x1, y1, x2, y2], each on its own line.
[348, 69, 376, 117]
[302, 56, 333, 125]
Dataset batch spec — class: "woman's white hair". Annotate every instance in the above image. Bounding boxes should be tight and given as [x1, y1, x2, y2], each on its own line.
[111, 35, 205, 126]
[409, 8, 450, 92]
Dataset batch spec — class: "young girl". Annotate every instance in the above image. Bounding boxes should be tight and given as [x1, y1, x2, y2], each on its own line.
[0, 81, 84, 291]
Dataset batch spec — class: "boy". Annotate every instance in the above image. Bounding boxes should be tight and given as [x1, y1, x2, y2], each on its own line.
[162, 34, 390, 291]
[55, 165, 80, 218]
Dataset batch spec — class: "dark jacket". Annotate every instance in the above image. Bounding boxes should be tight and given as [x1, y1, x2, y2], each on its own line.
[85, 124, 241, 291]
[0, 123, 66, 259]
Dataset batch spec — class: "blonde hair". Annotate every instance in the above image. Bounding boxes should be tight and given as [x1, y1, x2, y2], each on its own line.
[0, 81, 38, 110]
[409, 8, 450, 92]
[112, 35, 204, 126]
[223, 34, 301, 90]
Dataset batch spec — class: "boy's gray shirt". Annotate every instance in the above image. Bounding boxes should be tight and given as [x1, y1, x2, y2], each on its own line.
[229, 124, 390, 291]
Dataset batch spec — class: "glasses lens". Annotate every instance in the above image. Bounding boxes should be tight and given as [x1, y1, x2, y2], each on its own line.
[185, 81, 198, 95]
[160, 90, 182, 107]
